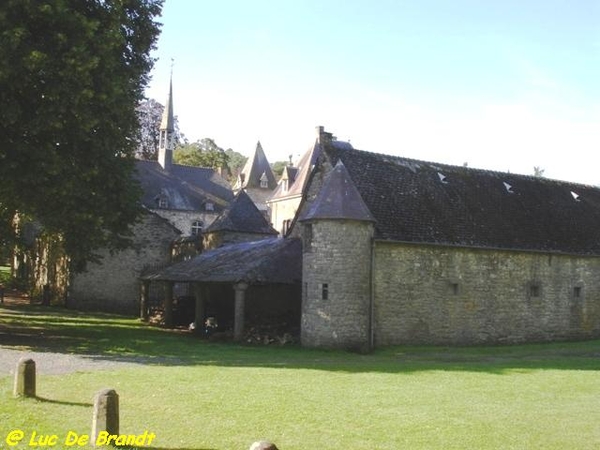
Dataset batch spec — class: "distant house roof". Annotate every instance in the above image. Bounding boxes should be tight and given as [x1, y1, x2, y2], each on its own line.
[320, 143, 600, 255]
[141, 237, 301, 284]
[205, 190, 278, 235]
[135, 160, 233, 211]
[233, 141, 277, 191]
[270, 139, 353, 202]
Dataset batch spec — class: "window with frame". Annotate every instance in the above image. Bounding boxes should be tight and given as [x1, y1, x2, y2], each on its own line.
[303, 223, 313, 252]
[529, 284, 541, 298]
[158, 197, 168, 209]
[191, 221, 203, 236]
[321, 283, 329, 301]
[205, 202, 214, 211]
[573, 286, 583, 299]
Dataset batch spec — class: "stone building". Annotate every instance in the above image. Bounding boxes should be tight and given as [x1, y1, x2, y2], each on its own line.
[267, 126, 352, 235]
[294, 127, 600, 348]
[69, 77, 233, 314]
[141, 125, 600, 349]
[232, 141, 277, 216]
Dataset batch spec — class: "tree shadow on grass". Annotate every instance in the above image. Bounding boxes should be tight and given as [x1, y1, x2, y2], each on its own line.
[2, 303, 600, 375]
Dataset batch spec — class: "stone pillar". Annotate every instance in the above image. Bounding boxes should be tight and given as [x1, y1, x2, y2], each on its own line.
[163, 281, 174, 328]
[91, 388, 119, 446]
[233, 282, 249, 341]
[140, 280, 150, 321]
[13, 358, 35, 397]
[193, 283, 206, 332]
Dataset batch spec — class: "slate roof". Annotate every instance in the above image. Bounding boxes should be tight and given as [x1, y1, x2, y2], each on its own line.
[322, 144, 600, 255]
[270, 139, 352, 201]
[301, 160, 375, 222]
[141, 237, 301, 284]
[233, 141, 277, 190]
[135, 160, 233, 211]
[160, 76, 174, 132]
[205, 190, 278, 235]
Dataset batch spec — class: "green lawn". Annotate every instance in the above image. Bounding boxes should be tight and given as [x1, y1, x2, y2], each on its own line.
[1, 305, 600, 449]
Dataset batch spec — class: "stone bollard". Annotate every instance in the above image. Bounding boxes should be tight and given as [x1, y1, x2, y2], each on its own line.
[91, 388, 119, 446]
[14, 358, 36, 397]
[249, 441, 279, 450]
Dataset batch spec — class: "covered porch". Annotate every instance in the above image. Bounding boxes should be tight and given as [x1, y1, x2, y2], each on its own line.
[139, 237, 302, 341]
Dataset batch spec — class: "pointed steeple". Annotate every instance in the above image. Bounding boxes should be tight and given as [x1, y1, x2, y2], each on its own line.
[300, 160, 375, 222]
[233, 141, 276, 191]
[158, 71, 175, 171]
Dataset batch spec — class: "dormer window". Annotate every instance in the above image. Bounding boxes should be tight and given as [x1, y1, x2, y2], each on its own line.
[158, 197, 168, 209]
[205, 202, 214, 211]
[260, 172, 269, 189]
[191, 220, 203, 235]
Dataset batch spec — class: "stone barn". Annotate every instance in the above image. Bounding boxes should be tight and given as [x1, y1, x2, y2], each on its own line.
[292, 127, 600, 349]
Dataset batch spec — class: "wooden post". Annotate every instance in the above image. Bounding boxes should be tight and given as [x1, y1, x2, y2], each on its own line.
[140, 280, 150, 321]
[13, 358, 35, 397]
[193, 283, 206, 333]
[233, 282, 248, 341]
[91, 388, 119, 446]
[163, 281, 174, 328]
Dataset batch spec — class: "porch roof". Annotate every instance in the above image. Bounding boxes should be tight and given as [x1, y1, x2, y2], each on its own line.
[141, 237, 301, 285]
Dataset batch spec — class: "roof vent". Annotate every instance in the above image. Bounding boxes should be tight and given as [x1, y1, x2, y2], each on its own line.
[503, 182, 514, 194]
[571, 191, 580, 201]
[437, 172, 448, 184]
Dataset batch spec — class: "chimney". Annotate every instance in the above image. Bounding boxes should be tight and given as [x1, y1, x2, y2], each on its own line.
[315, 125, 333, 145]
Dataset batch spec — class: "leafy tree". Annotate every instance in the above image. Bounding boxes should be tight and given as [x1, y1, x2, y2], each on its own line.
[0, 0, 163, 268]
[136, 97, 184, 160]
[174, 138, 229, 170]
[533, 166, 545, 177]
[225, 148, 248, 179]
[271, 160, 289, 178]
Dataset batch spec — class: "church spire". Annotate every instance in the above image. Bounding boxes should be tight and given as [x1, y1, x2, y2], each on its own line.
[158, 64, 175, 170]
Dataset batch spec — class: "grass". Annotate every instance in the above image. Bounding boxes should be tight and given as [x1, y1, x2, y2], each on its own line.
[0, 266, 10, 285]
[1, 304, 600, 449]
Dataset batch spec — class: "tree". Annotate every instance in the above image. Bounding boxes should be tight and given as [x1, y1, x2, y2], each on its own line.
[174, 138, 229, 169]
[136, 97, 184, 160]
[136, 98, 164, 160]
[0, 0, 163, 268]
[225, 148, 248, 179]
[271, 160, 289, 178]
[533, 166, 545, 177]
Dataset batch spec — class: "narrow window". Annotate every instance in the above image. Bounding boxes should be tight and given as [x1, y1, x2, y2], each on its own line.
[303, 223, 313, 252]
[304, 282, 308, 302]
[574, 286, 582, 298]
[191, 221, 203, 236]
[529, 284, 540, 298]
[321, 283, 329, 300]
[158, 197, 168, 209]
[451, 283, 459, 295]
[260, 178, 268, 188]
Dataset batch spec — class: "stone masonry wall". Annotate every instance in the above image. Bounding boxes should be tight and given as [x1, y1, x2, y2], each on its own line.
[301, 220, 373, 349]
[70, 213, 179, 315]
[151, 209, 219, 236]
[374, 241, 600, 345]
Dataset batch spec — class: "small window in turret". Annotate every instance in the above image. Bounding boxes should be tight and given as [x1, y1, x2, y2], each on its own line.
[303, 223, 313, 252]
[321, 283, 329, 300]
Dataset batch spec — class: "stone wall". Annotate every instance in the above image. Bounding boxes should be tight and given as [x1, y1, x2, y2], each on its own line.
[374, 241, 600, 345]
[70, 213, 180, 315]
[268, 195, 301, 236]
[150, 209, 219, 236]
[301, 219, 373, 349]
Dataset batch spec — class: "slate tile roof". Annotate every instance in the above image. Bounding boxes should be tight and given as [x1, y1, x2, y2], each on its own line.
[134, 160, 233, 211]
[141, 237, 301, 284]
[300, 160, 375, 223]
[324, 144, 600, 255]
[233, 141, 277, 191]
[205, 190, 278, 235]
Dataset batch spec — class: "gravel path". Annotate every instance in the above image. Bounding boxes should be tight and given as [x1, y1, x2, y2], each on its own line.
[0, 347, 146, 375]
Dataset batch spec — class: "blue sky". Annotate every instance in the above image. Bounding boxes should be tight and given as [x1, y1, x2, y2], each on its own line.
[145, 0, 600, 184]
